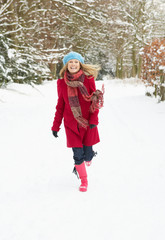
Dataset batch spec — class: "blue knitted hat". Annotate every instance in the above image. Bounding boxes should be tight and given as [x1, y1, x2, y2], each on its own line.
[63, 51, 84, 65]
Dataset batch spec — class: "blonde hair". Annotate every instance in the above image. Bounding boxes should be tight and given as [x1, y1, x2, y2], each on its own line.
[59, 63, 101, 80]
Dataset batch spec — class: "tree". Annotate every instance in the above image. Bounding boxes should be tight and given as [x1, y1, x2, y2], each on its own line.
[141, 38, 165, 101]
[0, 0, 165, 85]
[0, 35, 11, 86]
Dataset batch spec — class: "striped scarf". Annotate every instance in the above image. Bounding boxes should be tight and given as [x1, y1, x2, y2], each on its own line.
[64, 69, 104, 129]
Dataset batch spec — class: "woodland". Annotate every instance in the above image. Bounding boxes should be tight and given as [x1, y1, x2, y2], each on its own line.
[0, 0, 165, 99]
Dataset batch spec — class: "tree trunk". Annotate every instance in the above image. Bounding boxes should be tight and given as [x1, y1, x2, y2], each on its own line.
[116, 56, 119, 78]
[116, 56, 123, 79]
[138, 55, 142, 78]
[132, 44, 137, 77]
[8, 1, 19, 49]
[160, 71, 165, 101]
[48, 62, 57, 79]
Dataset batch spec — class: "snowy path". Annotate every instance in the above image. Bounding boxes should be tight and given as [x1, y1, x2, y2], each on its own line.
[0, 80, 165, 240]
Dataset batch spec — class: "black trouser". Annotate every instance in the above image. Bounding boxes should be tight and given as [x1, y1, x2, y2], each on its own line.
[72, 145, 95, 165]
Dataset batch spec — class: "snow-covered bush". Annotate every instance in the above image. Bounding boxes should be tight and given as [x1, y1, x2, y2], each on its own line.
[0, 34, 51, 87]
[141, 39, 165, 101]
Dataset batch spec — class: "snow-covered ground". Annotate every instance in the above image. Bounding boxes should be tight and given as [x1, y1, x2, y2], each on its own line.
[0, 79, 165, 240]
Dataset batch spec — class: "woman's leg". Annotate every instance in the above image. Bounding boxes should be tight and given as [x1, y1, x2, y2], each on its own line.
[72, 147, 84, 165]
[72, 147, 88, 192]
[83, 145, 96, 166]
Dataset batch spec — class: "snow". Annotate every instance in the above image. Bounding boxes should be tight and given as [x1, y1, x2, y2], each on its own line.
[0, 79, 165, 240]
[159, 65, 165, 72]
[8, 49, 16, 59]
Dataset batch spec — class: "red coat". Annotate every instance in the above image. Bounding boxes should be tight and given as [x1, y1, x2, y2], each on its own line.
[51, 75, 100, 148]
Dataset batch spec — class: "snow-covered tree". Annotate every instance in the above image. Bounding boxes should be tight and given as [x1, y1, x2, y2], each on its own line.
[106, 0, 155, 78]
[0, 1, 51, 84]
[141, 38, 165, 101]
[0, 35, 11, 86]
[0, 33, 50, 85]
[0, 0, 165, 85]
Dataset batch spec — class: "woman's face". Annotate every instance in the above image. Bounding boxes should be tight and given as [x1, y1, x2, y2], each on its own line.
[67, 59, 80, 74]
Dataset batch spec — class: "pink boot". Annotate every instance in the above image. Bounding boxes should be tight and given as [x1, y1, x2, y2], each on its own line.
[75, 162, 88, 192]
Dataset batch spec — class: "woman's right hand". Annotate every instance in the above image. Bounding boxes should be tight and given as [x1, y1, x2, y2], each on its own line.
[52, 131, 58, 138]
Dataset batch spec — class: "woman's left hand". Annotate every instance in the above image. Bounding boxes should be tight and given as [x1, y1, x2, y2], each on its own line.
[90, 124, 96, 129]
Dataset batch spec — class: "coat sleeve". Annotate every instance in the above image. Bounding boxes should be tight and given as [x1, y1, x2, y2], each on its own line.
[51, 79, 65, 132]
[88, 77, 99, 125]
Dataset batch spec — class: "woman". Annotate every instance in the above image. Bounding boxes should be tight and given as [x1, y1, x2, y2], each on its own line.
[51, 51, 104, 192]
